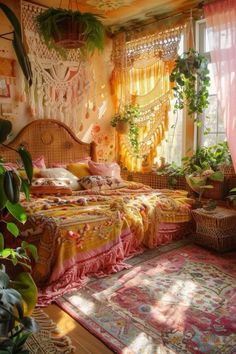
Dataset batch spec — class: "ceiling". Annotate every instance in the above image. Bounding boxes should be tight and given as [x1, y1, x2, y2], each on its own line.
[28, 0, 206, 31]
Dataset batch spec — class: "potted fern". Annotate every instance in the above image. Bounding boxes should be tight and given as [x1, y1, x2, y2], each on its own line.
[36, 8, 105, 56]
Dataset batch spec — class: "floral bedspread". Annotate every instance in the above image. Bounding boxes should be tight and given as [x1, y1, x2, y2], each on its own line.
[18, 182, 193, 305]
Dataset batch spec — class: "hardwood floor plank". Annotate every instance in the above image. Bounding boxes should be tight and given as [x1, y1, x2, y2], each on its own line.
[43, 304, 114, 354]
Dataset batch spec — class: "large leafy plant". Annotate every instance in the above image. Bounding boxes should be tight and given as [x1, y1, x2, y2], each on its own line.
[170, 49, 210, 119]
[0, 119, 38, 352]
[0, 3, 32, 86]
[36, 8, 105, 58]
[111, 104, 140, 153]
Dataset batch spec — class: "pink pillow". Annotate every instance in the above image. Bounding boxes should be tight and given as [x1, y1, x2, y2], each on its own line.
[88, 161, 121, 179]
[32, 155, 46, 169]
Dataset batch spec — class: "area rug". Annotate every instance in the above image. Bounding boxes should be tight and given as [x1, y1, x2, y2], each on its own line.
[56, 240, 236, 354]
[24, 308, 75, 353]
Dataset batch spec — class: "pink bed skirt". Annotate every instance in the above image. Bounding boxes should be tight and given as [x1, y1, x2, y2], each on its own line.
[37, 222, 192, 306]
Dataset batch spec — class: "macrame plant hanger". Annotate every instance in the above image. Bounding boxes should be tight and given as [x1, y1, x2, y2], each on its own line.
[22, 0, 90, 134]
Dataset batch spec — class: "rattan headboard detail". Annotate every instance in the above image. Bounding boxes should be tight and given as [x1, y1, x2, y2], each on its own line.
[0, 119, 97, 165]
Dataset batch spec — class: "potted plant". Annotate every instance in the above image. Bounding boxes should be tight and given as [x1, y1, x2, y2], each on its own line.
[0, 118, 38, 352]
[111, 104, 140, 153]
[36, 8, 105, 56]
[170, 49, 210, 119]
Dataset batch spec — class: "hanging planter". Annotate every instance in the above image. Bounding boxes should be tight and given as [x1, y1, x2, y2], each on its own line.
[170, 49, 210, 119]
[36, 8, 105, 55]
[111, 105, 140, 153]
[115, 121, 129, 134]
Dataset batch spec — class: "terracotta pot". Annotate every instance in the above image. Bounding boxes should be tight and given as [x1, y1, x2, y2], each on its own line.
[52, 19, 87, 49]
[116, 121, 129, 134]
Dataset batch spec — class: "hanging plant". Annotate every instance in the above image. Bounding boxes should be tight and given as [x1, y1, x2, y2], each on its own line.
[36, 8, 105, 57]
[170, 49, 210, 119]
[111, 104, 140, 153]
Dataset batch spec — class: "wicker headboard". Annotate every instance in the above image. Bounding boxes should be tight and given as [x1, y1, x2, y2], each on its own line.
[0, 119, 97, 165]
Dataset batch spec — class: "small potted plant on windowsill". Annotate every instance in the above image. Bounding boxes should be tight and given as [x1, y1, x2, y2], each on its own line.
[36, 7, 105, 57]
[111, 104, 140, 153]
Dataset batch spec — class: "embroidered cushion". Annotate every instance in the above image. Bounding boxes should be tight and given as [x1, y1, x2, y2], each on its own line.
[40, 168, 80, 190]
[79, 175, 126, 191]
[31, 178, 72, 195]
[88, 161, 121, 179]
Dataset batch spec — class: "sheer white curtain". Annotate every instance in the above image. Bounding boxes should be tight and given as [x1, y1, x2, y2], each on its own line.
[204, 0, 236, 171]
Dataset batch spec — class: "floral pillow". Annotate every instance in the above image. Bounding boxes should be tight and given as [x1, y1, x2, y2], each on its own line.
[88, 161, 121, 179]
[31, 178, 72, 195]
[79, 175, 126, 191]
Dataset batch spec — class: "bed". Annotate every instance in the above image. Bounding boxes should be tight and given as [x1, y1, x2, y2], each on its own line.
[0, 119, 193, 306]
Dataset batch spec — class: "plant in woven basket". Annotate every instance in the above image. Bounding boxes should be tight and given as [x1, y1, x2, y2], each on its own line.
[0, 119, 38, 352]
[36, 7, 105, 57]
[111, 104, 140, 153]
[170, 49, 210, 120]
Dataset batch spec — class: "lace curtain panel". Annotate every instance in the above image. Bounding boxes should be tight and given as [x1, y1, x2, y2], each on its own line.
[21, 1, 93, 133]
[112, 23, 185, 172]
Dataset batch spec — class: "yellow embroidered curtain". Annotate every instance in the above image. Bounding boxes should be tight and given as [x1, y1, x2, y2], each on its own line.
[111, 23, 185, 172]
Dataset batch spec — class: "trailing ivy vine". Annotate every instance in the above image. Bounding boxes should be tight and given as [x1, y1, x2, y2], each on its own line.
[170, 49, 210, 119]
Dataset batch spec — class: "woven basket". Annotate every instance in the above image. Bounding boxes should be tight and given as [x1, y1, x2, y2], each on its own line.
[219, 164, 236, 178]
[192, 207, 236, 251]
[53, 19, 87, 49]
[116, 121, 129, 134]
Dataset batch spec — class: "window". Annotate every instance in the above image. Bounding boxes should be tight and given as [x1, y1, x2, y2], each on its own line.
[196, 20, 226, 147]
[155, 35, 184, 166]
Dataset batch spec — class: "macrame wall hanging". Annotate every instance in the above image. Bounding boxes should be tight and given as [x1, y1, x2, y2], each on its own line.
[22, 1, 96, 134]
[112, 20, 186, 172]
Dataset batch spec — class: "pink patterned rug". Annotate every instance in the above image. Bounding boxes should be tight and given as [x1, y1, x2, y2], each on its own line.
[56, 241, 236, 353]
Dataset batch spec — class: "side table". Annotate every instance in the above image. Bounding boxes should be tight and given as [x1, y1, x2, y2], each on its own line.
[191, 207, 236, 252]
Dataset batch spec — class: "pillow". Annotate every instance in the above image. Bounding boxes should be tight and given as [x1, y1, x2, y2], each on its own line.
[31, 178, 72, 195]
[67, 162, 91, 178]
[40, 168, 80, 191]
[50, 157, 91, 168]
[32, 156, 46, 169]
[88, 161, 121, 179]
[79, 175, 126, 191]
[18, 167, 41, 179]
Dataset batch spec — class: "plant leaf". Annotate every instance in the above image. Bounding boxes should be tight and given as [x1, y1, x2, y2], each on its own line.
[6, 202, 27, 224]
[6, 223, 19, 237]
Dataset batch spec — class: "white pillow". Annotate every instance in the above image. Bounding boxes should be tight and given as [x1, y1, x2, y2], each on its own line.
[40, 168, 80, 190]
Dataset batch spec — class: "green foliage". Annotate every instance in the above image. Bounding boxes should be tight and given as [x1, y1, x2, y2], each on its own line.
[227, 188, 236, 206]
[0, 3, 33, 86]
[0, 268, 38, 353]
[0, 119, 38, 351]
[170, 49, 210, 118]
[36, 8, 105, 58]
[111, 104, 140, 153]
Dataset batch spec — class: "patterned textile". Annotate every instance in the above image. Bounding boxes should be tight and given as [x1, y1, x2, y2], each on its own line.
[16, 184, 192, 305]
[79, 175, 126, 191]
[57, 242, 236, 354]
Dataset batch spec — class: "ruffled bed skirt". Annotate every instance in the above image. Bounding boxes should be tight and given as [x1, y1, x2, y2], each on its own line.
[38, 222, 192, 306]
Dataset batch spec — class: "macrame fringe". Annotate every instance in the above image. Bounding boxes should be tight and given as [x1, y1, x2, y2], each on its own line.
[24, 308, 76, 353]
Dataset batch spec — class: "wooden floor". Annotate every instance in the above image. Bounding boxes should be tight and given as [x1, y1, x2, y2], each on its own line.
[43, 304, 114, 354]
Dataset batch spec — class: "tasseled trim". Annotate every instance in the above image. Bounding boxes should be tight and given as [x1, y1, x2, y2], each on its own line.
[37, 231, 142, 306]
[24, 308, 75, 353]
